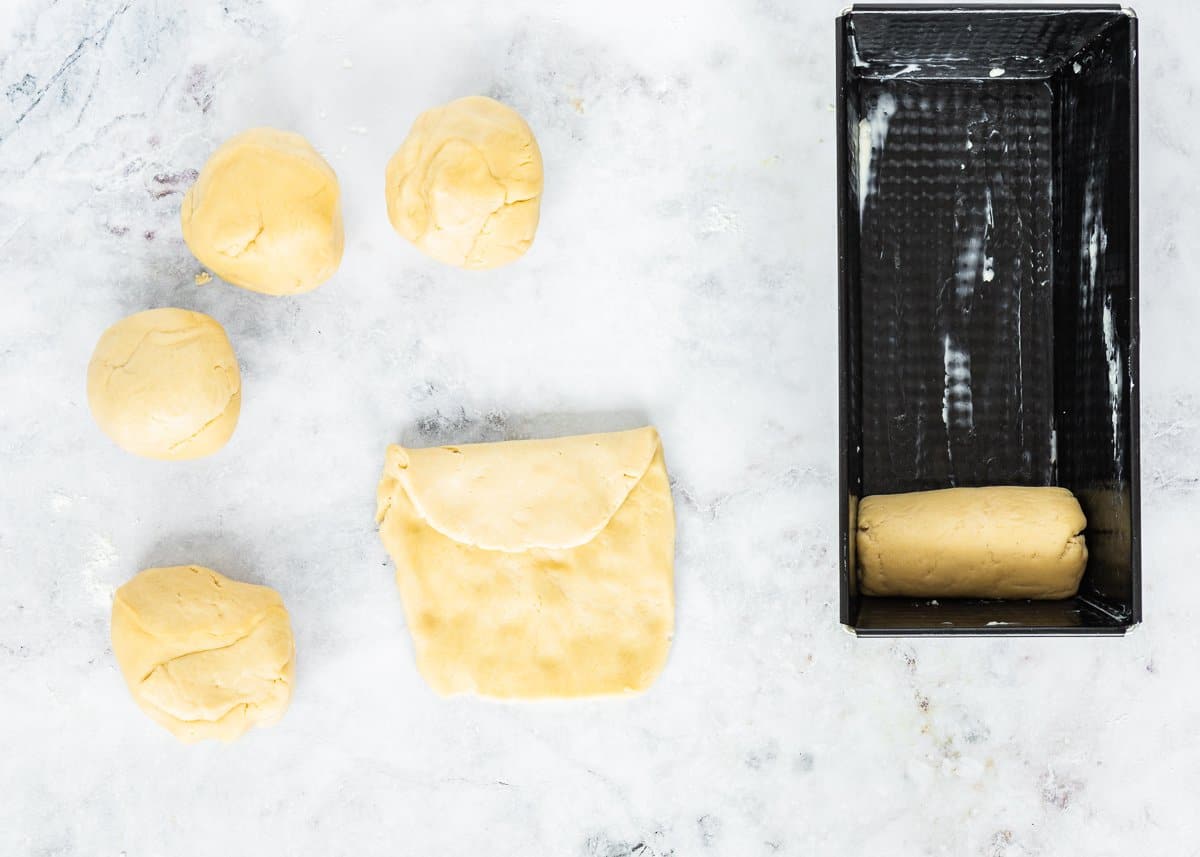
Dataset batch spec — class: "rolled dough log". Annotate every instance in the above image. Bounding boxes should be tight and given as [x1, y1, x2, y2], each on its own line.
[856, 486, 1087, 599]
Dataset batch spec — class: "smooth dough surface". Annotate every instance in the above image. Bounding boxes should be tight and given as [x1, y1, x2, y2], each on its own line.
[181, 127, 343, 295]
[86, 308, 240, 460]
[857, 486, 1088, 599]
[385, 95, 543, 270]
[376, 427, 674, 699]
[110, 565, 294, 743]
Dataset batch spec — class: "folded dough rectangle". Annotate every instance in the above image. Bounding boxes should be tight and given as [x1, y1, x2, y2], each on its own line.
[375, 426, 675, 699]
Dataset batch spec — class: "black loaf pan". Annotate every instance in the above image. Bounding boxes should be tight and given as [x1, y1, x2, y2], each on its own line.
[836, 5, 1140, 635]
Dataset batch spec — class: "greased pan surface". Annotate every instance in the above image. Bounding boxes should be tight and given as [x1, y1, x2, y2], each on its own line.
[837, 5, 1140, 635]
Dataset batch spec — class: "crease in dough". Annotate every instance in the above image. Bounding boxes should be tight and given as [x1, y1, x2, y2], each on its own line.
[386, 96, 543, 269]
[86, 309, 241, 461]
[181, 128, 343, 295]
[110, 565, 295, 743]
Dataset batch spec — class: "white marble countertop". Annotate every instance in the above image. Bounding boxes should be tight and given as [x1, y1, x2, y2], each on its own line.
[1, 0, 1197, 853]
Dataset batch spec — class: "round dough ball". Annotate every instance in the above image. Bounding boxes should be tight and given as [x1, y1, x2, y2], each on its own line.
[385, 96, 543, 270]
[111, 565, 295, 743]
[86, 308, 240, 460]
[181, 127, 343, 295]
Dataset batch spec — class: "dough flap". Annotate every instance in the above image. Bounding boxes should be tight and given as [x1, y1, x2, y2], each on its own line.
[376, 426, 662, 552]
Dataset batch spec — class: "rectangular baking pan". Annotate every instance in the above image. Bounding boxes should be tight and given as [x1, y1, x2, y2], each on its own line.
[837, 4, 1140, 635]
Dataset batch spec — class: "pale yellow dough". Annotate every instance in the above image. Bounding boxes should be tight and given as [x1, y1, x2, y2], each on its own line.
[86, 308, 240, 460]
[375, 427, 675, 699]
[181, 127, 343, 295]
[110, 565, 294, 743]
[385, 96, 543, 269]
[857, 486, 1088, 599]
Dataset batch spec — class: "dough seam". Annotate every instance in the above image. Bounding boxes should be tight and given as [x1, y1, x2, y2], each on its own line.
[222, 222, 265, 258]
[465, 199, 537, 266]
[384, 437, 661, 553]
[182, 128, 342, 295]
[410, 136, 538, 256]
[1059, 534, 1084, 562]
[114, 597, 281, 683]
[138, 657, 293, 728]
[167, 388, 240, 452]
[102, 327, 203, 377]
[143, 698, 252, 729]
[111, 565, 294, 741]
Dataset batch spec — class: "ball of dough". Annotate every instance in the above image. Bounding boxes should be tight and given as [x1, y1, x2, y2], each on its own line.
[86, 308, 240, 460]
[111, 565, 295, 743]
[385, 96, 543, 269]
[181, 127, 343, 295]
